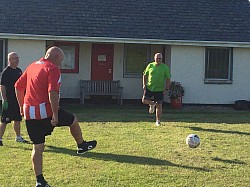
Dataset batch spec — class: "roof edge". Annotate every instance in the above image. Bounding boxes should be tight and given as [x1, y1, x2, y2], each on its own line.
[1, 33, 250, 48]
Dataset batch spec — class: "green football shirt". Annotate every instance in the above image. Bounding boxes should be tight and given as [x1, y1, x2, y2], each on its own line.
[143, 62, 171, 92]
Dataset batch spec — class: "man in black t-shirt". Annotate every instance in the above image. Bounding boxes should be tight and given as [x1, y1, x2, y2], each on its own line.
[0, 52, 28, 146]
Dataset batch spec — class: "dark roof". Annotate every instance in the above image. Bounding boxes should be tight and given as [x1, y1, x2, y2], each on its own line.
[0, 0, 250, 43]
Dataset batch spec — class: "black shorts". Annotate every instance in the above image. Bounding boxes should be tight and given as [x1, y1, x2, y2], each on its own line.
[26, 109, 75, 144]
[144, 88, 164, 104]
[1, 107, 22, 124]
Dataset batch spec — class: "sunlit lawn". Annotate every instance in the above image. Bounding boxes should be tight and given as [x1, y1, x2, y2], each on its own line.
[0, 103, 249, 187]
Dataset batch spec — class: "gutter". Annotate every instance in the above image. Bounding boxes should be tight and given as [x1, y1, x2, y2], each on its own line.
[1, 33, 250, 48]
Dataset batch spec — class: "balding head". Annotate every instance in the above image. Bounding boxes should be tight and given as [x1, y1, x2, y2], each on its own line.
[8, 52, 20, 68]
[154, 53, 163, 65]
[8, 52, 19, 60]
[45, 46, 64, 67]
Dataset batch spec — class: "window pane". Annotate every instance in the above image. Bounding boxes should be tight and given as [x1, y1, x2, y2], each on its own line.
[60, 45, 76, 70]
[124, 44, 149, 75]
[205, 47, 231, 81]
[0, 40, 4, 72]
[53, 42, 79, 73]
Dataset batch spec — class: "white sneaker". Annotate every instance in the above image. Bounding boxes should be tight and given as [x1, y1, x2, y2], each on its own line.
[15, 137, 28, 143]
[156, 120, 161, 126]
[149, 103, 156, 113]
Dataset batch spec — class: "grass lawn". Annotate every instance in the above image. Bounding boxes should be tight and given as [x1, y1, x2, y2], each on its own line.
[0, 103, 249, 187]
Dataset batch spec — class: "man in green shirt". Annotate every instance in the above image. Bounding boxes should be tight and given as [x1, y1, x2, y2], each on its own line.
[142, 53, 171, 126]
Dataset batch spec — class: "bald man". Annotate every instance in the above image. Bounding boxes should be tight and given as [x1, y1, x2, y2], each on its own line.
[15, 46, 97, 187]
[0, 52, 28, 146]
[142, 53, 171, 126]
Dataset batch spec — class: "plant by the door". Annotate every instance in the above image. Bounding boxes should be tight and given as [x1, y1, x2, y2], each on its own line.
[168, 81, 185, 109]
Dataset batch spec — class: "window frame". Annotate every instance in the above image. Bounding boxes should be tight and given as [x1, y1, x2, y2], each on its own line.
[54, 42, 79, 73]
[204, 47, 233, 84]
[0, 39, 6, 73]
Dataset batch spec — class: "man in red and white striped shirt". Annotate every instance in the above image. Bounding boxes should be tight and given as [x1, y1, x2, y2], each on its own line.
[15, 46, 97, 187]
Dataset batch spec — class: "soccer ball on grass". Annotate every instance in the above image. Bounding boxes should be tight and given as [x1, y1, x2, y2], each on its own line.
[186, 134, 200, 148]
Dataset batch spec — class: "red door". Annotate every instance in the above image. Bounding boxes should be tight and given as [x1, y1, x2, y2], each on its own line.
[91, 44, 114, 80]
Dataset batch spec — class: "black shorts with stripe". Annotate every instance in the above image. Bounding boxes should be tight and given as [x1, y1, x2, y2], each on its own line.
[26, 108, 75, 144]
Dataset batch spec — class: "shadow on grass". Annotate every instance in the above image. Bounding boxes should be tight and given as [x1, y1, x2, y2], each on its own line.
[212, 157, 246, 165]
[45, 145, 210, 172]
[185, 126, 250, 136]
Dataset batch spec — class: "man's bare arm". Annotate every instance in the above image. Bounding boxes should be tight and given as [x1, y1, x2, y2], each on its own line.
[49, 91, 59, 126]
[15, 88, 25, 115]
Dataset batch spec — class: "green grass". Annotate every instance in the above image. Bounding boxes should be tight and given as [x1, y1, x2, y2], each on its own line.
[0, 103, 249, 187]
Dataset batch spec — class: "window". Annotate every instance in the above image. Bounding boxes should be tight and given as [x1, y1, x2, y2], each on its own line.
[0, 40, 6, 73]
[54, 42, 79, 73]
[124, 44, 151, 77]
[205, 47, 233, 84]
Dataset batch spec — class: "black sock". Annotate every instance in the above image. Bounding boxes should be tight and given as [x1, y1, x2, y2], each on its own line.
[77, 141, 85, 147]
[36, 174, 45, 183]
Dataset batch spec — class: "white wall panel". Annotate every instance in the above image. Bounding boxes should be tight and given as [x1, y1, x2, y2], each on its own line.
[171, 46, 250, 104]
[8, 39, 45, 70]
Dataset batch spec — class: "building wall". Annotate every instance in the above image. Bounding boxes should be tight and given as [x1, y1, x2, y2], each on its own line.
[114, 43, 143, 99]
[60, 42, 92, 98]
[171, 46, 250, 104]
[7, 39, 250, 104]
[232, 48, 250, 101]
[8, 39, 45, 70]
[7, 39, 82, 99]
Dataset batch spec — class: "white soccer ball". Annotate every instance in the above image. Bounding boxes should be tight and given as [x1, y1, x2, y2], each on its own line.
[186, 134, 200, 148]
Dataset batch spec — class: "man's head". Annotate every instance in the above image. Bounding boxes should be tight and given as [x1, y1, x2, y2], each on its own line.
[8, 52, 20, 68]
[154, 53, 163, 65]
[45, 46, 64, 67]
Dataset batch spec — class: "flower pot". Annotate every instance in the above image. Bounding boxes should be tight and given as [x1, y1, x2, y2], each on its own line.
[171, 97, 182, 109]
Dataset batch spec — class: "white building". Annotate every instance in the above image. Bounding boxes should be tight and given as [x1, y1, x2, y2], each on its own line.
[1, 0, 250, 104]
